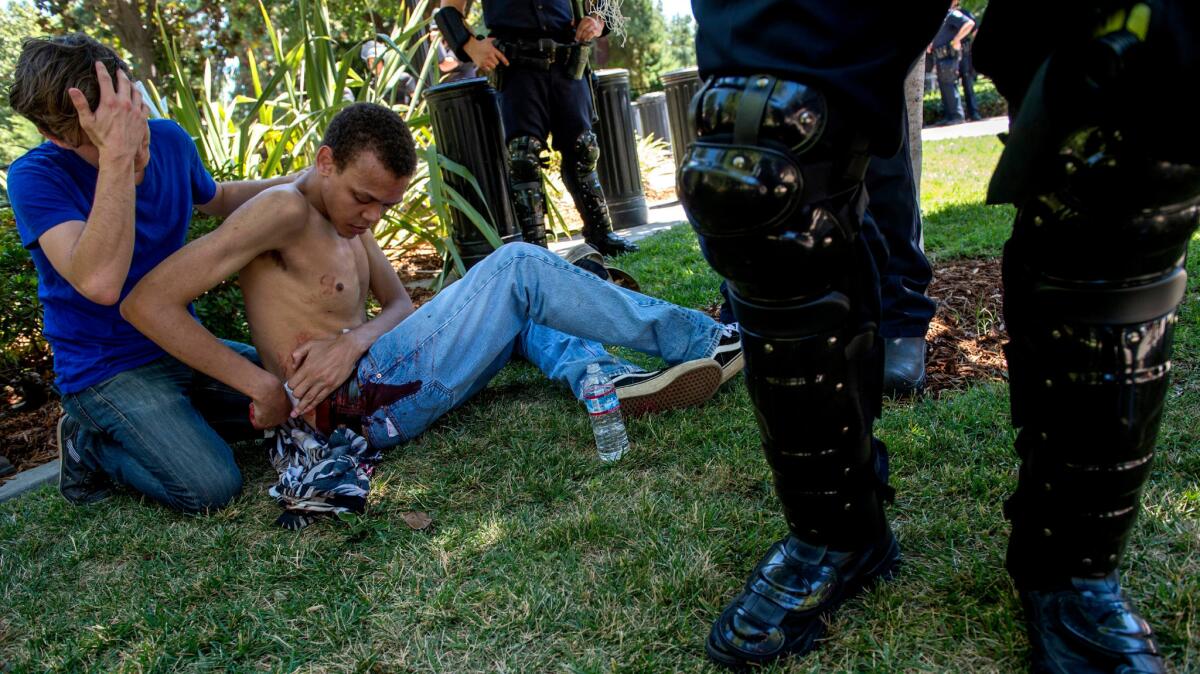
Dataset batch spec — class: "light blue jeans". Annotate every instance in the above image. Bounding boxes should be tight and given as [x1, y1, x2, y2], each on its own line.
[357, 243, 723, 449]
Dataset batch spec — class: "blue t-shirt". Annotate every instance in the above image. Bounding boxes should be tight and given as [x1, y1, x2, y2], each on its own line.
[8, 119, 217, 394]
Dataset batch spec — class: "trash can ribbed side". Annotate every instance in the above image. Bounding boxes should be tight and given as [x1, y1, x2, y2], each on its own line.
[592, 69, 648, 230]
[636, 91, 671, 149]
[662, 66, 700, 170]
[425, 78, 521, 269]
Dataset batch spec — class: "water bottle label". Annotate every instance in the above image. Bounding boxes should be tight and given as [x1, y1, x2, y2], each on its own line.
[585, 391, 619, 415]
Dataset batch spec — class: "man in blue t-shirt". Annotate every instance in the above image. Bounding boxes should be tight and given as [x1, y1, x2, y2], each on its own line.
[6, 33, 299, 512]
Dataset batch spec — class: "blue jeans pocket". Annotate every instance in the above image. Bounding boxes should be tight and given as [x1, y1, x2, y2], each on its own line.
[364, 379, 453, 449]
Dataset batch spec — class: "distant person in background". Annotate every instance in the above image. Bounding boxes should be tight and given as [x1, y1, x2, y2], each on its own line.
[931, 0, 975, 125]
[434, 35, 478, 83]
[958, 6, 982, 121]
[924, 50, 936, 94]
[360, 40, 416, 106]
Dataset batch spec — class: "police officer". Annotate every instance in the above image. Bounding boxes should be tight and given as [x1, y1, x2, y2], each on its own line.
[680, 0, 1197, 671]
[932, 1, 976, 125]
[435, 0, 638, 256]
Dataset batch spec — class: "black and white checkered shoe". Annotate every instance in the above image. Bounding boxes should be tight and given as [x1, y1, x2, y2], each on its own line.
[712, 323, 744, 385]
[612, 359, 723, 417]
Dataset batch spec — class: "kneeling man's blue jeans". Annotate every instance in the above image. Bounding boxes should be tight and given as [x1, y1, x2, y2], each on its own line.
[357, 243, 723, 449]
[60, 340, 259, 513]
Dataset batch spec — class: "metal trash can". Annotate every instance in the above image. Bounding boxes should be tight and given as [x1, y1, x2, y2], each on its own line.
[425, 77, 522, 269]
[592, 68, 648, 230]
[662, 66, 701, 169]
[635, 91, 671, 148]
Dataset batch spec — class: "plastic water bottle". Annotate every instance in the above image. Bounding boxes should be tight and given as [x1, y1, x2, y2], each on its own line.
[581, 363, 630, 462]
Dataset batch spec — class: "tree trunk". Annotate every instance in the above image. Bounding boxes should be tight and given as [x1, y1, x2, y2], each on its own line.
[905, 55, 926, 251]
[905, 54, 925, 198]
[102, 0, 160, 80]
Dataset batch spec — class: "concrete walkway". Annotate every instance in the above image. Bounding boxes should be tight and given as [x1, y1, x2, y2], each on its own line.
[921, 115, 1008, 142]
[0, 460, 57, 503]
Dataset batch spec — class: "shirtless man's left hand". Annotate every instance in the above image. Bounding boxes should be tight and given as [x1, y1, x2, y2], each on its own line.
[287, 331, 371, 417]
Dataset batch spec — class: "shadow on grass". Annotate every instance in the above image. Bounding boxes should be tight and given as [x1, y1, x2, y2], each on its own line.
[923, 200, 1015, 262]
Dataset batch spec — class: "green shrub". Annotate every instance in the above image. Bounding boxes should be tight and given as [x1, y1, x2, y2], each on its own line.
[0, 209, 52, 400]
[188, 214, 251, 343]
[924, 76, 1008, 125]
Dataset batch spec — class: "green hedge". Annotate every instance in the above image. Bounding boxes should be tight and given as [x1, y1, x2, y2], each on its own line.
[0, 209, 250, 397]
[186, 214, 251, 344]
[0, 210, 52, 398]
[923, 76, 1008, 125]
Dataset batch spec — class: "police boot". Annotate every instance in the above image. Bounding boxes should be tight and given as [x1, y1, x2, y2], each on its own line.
[561, 130, 638, 256]
[679, 76, 898, 669]
[998, 119, 1199, 674]
[507, 136, 549, 248]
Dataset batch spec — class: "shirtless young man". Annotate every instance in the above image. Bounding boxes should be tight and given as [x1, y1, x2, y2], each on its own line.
[122, 103, 741, 449]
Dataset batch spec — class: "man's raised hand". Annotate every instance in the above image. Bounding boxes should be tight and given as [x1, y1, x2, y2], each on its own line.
[66, 62, 146, 160]
[575, 15, 604, 42]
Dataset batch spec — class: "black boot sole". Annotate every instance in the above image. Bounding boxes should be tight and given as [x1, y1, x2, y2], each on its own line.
[705, 533, 902, 669]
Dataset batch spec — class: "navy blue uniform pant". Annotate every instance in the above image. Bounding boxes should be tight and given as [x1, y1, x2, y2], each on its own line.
[497, 62, 592, 149]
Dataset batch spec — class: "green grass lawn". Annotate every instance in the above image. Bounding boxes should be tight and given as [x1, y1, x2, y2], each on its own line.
[2, 136, 1198, 673]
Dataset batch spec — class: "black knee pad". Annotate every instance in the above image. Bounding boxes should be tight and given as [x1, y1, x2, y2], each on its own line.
[560, 130, 612, 234]
[562, 130, 601, 178]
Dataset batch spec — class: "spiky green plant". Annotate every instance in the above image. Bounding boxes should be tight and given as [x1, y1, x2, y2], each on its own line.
[149, 0, 501, 284]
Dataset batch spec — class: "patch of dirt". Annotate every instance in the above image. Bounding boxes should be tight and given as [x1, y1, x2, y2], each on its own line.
[924, 258, 1008, 396]
[642, 184, 677, 203]
[0, 401, 61, 486]
[700, 257, 1008, 398]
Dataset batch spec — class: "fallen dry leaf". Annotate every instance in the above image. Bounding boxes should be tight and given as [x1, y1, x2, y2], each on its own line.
[400, 511, 433, 530]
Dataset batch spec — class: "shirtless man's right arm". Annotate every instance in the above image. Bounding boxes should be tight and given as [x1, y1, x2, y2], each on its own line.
[121, 188, 309, 428]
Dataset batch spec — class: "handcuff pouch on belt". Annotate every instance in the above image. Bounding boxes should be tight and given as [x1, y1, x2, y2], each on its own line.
[495, 39, 592, 79]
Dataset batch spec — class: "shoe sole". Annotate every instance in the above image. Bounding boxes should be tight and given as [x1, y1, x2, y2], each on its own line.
[883, 375, 927, 398]
[705, 534, 902, 669]
[56, 414, 69, 498]
[617, 360, 722, 417]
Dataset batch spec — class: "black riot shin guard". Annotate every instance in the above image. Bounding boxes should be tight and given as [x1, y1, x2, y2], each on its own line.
[680, 76, 897, 668]
[680, 75, 888, 552]
[1002, 127, 1200, 589]
[507, 136, 549, 248]
[998, 127, 1199, 674]
[561, 131, 638, 256]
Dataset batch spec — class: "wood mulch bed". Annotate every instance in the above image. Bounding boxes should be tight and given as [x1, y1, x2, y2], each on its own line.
[0, 255, 1007, 486]
[924, 257, 1007, 395]
[701, 257, 1007, 398]
[0, 401, 61, 485]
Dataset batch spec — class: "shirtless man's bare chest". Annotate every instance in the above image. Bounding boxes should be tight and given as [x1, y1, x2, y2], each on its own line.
[239, 204, 371, 381]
